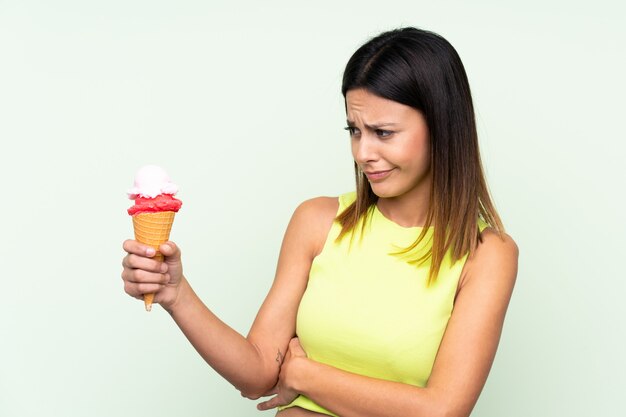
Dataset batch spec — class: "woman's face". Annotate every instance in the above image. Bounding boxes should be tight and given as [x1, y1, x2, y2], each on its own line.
[345, 88, 431, 202]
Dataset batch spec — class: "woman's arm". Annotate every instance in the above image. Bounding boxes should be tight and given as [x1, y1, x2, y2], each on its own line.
[122, 197, 338, 399]
[259, 229, 518, 417]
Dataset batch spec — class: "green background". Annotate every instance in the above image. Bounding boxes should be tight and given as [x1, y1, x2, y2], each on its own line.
[1, 0, 624, 416]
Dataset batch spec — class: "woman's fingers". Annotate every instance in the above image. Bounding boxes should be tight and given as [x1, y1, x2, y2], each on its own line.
[123, 279, 166, 298]
[121, 267, 169, 296]
[122, 265, 169, 285]
[123, 239, 156, 257]
[256, 396, 280, 411]
[288, 337, 306, 357]
[121, 240, 183, 309]
[159, 241, 180, 259]
[122, 253, 168, 273]
[121, 252, 170, 299]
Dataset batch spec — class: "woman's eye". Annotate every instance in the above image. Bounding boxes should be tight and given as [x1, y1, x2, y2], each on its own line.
[344, 126, 360, 136]
[375, 129, 393, 138]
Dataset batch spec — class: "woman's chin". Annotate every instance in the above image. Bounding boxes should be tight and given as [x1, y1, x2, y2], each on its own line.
[369, 184, 398, 199]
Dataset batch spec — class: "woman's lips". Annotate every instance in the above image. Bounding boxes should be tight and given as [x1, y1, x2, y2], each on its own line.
[364, 169, 394, 181]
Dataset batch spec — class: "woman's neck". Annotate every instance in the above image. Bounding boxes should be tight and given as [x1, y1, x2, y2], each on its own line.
[376, 190, 430, 228]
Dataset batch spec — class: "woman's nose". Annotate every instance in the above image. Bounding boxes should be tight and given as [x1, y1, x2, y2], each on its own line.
[353, 136, 379, 164]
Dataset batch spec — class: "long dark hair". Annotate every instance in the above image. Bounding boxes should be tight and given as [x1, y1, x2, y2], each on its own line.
[336, 27, 504, 283]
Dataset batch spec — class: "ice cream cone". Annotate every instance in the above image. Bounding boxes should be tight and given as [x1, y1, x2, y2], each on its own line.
[132, 211, 176, 311]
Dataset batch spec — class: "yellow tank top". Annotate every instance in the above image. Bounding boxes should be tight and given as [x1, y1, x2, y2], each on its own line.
[281, 192, 487, 416]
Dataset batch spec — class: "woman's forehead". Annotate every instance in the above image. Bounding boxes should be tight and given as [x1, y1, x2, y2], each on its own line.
[346, 89, 421, 124]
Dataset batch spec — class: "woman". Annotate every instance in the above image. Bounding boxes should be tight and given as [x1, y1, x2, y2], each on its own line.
[122, 27, 518, 417]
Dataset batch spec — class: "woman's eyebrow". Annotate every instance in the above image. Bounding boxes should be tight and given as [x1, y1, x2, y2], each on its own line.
[346, 120, 399, 129]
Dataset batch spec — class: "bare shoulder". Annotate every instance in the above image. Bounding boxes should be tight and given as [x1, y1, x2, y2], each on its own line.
[476, 228, 519, 264]
[293, 196, 339, 224]
[287, 196, 339, 257]
[460, 228, 519, 292]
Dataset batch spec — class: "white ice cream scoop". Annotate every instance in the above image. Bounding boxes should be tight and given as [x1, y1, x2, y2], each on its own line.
[127, 165, 179, 199]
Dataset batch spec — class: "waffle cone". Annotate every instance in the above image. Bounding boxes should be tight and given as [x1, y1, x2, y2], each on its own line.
[132, 211, 176, 311]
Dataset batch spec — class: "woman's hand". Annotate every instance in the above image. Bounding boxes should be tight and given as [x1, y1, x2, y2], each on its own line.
[121, 240, 184, 311]
[257, 337, 308, 411]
